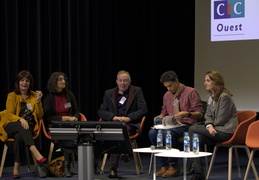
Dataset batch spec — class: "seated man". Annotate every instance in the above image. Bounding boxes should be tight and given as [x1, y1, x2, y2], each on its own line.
[98, 70, 148, 178]
[149, 70, 204, 178]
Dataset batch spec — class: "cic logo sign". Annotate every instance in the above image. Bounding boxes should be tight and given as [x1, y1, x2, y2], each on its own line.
[214, 0, 245, 19]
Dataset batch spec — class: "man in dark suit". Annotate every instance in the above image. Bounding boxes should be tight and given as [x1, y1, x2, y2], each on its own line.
[98, 70, 148, 178]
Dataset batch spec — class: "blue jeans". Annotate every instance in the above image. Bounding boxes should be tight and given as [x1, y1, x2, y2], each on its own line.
[148, 125, 190, 166]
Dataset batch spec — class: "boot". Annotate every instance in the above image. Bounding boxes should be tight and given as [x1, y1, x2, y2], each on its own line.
[64, 160, 72, 177]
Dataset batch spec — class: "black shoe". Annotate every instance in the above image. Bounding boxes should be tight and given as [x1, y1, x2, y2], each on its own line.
[191, 173, 205, 180]
[186, 162, 194, 175]
[109, 167, 118, 178]
[120, 154, 130, 163]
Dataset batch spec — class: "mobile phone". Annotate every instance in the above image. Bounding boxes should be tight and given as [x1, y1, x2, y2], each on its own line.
[154, 117, 163, 124]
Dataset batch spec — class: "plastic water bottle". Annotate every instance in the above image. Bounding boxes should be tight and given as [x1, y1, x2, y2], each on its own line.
[165, 130, 172, 150]
[157, 130, 163, 147]
[183, 132, 190, 153]
[193, 133, 199, 154]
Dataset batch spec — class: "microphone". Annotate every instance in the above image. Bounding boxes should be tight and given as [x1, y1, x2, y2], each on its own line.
[150, 145, 166, 150]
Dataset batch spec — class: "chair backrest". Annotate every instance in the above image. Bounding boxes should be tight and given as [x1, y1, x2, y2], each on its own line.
[79, 113, 87, 121]
[98, 116, 146, 139]
[33, 118, 42, 139]
[41, 112, 87, 140]
[130, 116, 146, 139]
[220, 110, 256, 145]
[245, 120, 259, 148]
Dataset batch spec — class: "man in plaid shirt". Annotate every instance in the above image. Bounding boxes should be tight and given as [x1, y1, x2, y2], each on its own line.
[149, 70, 204, 178]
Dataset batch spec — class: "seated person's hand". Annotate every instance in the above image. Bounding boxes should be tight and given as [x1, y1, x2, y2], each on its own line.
[154, 116, 163, 124]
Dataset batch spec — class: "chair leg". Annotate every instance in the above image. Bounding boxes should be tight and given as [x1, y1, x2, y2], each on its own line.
[131, 140, 143, 170]
[48, 142, 55, 164]
[228, 146, 233, 180]
[131, 139, 142, 174]
[244, 148, 259, 180]
[233, 147, 241, 178]
[206, 145, 219, 180]
[100, 153, 108, 174]
[0, 144, 8, 177]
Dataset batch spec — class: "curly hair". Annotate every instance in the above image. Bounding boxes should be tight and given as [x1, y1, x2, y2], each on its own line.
[47, 72, 69, 93]
[14, 70, 34, 96]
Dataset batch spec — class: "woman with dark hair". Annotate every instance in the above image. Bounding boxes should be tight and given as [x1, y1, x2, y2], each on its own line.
[43, 72, 79, 177]
[188, 70, 238, 180]
[0, 70, 46, 179]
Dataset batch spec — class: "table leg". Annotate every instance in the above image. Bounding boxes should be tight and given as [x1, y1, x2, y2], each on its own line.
[183, 157, 187, 180]
[149, 153, 154, 175]
[153, 155, 156, 180]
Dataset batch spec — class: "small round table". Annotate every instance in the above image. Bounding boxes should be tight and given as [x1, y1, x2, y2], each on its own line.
[154, 151, 212, 180]
[133, 147, 179, 174]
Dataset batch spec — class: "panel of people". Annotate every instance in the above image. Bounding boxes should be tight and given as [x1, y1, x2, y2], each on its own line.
[0, 69, 238, 180]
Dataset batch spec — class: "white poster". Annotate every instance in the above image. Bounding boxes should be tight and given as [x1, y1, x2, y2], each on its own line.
[211, 0, 259, 41]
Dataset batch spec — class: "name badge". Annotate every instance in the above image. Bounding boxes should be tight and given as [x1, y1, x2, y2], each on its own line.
[26, 103, 32, 110]
[119, 96, 127, 105]
[64, 102, 72, 108]
[173, 98, 179, 106]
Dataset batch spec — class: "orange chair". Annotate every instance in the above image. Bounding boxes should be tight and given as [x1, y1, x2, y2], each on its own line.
[0, 110, 42, 177]
[243, 120, 259, 180]
[206, 110, 257, 180]
[100, 116, 146, 175]
[41, 113, 87, 170]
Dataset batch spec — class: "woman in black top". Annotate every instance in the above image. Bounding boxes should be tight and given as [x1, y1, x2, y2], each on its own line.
[43, 72, 79, 177]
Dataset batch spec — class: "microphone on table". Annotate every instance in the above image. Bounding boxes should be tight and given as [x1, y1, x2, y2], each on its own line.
[150, 145, 166, 150]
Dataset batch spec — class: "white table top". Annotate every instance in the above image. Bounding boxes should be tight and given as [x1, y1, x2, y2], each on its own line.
[133, 147, 179, 153]
[155, 151, 212, 158]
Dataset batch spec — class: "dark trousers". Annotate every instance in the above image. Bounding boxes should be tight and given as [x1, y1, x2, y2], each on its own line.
[108, 124, 137, 168]
[188, 124, 233, 173]
[59, 140, 77, 162]
[5, 121, 35, 163]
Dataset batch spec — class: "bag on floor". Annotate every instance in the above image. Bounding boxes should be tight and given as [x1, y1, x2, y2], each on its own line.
[47, 156, 65, 177]
[35, 164, 48, 178]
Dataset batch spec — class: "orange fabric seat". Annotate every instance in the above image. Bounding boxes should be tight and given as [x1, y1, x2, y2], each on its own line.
[206, 111, 257, 180]
[243, 120, 259, 180]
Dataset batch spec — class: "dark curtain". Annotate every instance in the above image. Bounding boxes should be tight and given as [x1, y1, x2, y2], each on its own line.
[0, 0, 194, 148]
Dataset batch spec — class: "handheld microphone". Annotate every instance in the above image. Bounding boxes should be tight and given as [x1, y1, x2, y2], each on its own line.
[150, 145, 166, 150]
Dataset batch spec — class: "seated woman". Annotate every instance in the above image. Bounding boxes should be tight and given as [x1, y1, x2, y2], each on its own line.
[0, 70, 46, 179]
[43, 72, 79, 178]
[188, 70, 238, 180]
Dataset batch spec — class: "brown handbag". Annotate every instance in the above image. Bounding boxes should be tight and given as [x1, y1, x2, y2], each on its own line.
[47, 156, 65, 177]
